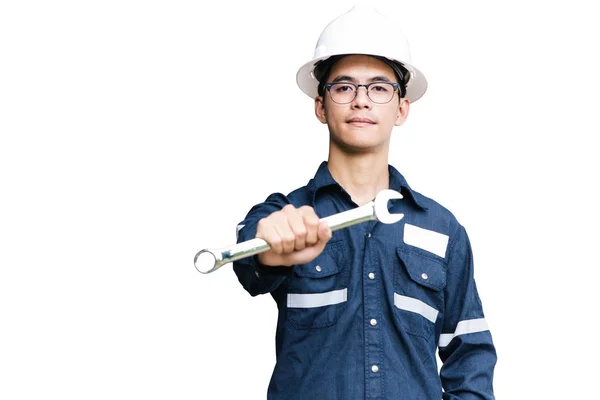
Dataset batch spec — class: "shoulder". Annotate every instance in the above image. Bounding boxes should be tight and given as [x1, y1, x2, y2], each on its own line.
[402, 188, 466, 259]
[414, 190, 459, 225]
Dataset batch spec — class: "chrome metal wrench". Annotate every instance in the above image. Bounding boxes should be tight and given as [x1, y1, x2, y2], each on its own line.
[194, 189, 403, 274]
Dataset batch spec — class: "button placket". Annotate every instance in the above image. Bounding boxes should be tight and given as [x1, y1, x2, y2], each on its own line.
[363, 225, 382, 397]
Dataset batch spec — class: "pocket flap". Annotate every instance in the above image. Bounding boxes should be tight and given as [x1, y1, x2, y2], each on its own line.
[294, 242, 344, 278]
[396, 248, 446, 291]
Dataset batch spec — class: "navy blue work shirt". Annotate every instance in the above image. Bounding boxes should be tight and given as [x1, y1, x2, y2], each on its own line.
[233, 162, 496, 399]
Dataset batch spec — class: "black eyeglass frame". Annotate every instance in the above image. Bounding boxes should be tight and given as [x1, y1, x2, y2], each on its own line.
[324, 81, 401, 104]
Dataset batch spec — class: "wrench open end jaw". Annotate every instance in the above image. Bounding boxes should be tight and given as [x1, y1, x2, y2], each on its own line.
[373, 189, 404, 224]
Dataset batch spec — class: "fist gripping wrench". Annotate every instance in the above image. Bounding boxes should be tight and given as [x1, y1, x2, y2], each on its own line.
[194, 189, 404, 274]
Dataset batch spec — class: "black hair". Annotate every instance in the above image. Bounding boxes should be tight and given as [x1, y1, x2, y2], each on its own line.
[313, 54, 408, 99]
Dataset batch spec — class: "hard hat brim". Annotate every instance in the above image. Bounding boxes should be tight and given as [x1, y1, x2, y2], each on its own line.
[296, 54, 428, 103]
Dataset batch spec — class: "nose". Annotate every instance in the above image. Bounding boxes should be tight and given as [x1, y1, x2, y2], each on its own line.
[351, 85, 371, 109]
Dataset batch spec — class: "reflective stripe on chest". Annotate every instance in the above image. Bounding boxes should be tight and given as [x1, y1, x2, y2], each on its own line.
[403, 224, 449, 258]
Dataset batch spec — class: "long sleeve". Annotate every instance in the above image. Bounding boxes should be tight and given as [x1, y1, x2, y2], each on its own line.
[232, 192, 292, 297]
[439, 225, 497, 399]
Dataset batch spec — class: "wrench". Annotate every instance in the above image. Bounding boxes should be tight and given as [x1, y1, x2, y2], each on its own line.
[194, 189, 404, 274]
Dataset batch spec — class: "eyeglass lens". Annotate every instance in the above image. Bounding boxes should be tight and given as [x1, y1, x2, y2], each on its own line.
[329, 83, 396, 104]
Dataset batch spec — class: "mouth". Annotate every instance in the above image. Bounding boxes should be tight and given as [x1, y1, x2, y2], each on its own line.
[347, 117, 376, 126]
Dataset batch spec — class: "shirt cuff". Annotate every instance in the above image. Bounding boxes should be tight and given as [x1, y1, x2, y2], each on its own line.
[254, 256, 294, 278]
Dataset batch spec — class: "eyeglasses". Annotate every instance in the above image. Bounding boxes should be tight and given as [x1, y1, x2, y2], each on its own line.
[325, 82, 400, 104]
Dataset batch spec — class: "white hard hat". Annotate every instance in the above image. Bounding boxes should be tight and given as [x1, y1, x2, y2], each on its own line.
[296, 5, 428, 103]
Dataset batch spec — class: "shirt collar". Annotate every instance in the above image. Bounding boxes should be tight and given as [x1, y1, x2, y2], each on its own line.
[308, 161, 428, 211]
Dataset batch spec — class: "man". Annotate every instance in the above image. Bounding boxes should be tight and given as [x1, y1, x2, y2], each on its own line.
[233, 5, 496, 399]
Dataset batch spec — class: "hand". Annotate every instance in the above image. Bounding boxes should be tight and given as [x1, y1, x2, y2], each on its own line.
[256, 205, 332, 267]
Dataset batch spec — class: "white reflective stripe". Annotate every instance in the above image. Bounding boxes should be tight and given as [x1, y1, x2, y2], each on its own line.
[403, 224, 449, 258]
[287, 288, 347, 308]
[236, 224, 245, 240]
[438, 318, 489, 347]
[394, 293, 439, 323]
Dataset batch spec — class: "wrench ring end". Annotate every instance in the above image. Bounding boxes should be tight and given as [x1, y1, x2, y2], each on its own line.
[194, 249, 219, 274]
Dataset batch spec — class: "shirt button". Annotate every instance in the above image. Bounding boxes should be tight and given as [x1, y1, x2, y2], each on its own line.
[370, 319, 377, 326]
[367, 233, 372, 238]
[316, 265, 322, 272]
[371, 365, 379, 373]
[368, 272, 375, 280]
[421, 273, 428, 280]
[255, 270, 260, 278]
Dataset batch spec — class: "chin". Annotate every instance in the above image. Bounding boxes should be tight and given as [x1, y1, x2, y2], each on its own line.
[330, 127, 388, 152]
[332, 137, 384, 154]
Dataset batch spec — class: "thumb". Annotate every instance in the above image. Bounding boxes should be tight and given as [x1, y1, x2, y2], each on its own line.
[315, 220, 333, 247]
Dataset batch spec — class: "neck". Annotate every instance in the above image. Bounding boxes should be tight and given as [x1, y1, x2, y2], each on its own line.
[327, 149, 390, 206]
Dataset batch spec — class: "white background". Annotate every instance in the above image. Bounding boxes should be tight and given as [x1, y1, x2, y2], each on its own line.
[1, 0, 598, 398]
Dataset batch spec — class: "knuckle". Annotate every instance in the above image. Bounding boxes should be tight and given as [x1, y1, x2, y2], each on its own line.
[306, 234, 318, 243]
[270, 237, 283, 251]
[307, 216, 319, 228]
[299, 205, 316, 216]
[295, 226, 308, 237]
[300, 207, 319, 224]
[282, 234, 295, 245]
[282, 204, 296, 213]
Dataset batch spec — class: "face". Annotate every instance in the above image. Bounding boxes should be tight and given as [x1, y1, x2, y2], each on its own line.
[315, 55, 409, 154]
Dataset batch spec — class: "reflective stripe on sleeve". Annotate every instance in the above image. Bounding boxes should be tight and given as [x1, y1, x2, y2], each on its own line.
[438, 318, 489, 347]
[287, 288, 348, 308]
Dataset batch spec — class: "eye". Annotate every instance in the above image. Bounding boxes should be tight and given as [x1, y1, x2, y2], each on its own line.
[370, 84, 390, 92]
[333, 84, 354, 93]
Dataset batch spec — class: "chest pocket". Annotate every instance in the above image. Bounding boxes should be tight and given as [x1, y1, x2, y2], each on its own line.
[394, 248, 447, 339]
[286, 241, 348, 329]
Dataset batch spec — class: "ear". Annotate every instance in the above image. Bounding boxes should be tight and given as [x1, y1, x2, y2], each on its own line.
[315, 96, 327, 124]
[394, 98, 410, 127]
